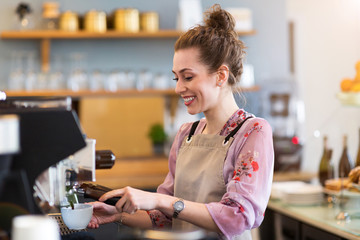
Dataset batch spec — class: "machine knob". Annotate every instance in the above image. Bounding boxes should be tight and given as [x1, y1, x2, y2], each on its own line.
[95, 150, 115, 169]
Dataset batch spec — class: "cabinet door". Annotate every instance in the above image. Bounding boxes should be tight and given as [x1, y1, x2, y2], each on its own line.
[280, 215, 301, 240]
[79, 97, 165, 157]
[301, 224, 342, 240]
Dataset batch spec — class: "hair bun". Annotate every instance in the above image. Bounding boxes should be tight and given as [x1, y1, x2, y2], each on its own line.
[204, 4, 236, 32]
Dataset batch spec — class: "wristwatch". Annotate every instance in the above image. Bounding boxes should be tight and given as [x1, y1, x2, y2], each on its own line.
[172, 198, 185, 218]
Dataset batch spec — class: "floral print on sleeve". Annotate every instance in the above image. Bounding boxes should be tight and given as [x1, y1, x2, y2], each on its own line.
[220, 198, 245, 214]
[220, 109, 252, 136]
[147, 210, 172, 229]
[233, 150, 260, 181]
[244, 121, 262, 138]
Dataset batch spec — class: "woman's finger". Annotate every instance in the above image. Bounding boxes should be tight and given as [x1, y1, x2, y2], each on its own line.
[122, 200, 133, 214]
[99, 188, 125, 201]
[115, 195, 128, 212]
[88, 201, 104, 209]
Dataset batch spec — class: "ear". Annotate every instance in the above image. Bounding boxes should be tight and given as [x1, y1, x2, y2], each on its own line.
[216, 65, 229, 87]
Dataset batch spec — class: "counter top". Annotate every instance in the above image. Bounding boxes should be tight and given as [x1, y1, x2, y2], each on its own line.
[267, 199, 360, 240]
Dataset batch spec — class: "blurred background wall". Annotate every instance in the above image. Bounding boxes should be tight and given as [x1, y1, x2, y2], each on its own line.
[1, 0, 360, 174]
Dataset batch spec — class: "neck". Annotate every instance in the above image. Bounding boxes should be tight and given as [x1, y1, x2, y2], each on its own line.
[203, 92, 239, 134]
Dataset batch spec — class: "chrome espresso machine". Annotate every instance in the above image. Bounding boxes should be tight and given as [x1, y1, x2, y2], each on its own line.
[0, 96, 115, 239]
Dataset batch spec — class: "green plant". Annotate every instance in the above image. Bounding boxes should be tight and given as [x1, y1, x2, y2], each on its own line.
[148, 123, 167, 144]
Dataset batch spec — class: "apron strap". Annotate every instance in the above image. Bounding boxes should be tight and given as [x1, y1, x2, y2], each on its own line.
[187, 120, 200, 141]
[224, 116, 253, 144]
[187, 116, 253, 143]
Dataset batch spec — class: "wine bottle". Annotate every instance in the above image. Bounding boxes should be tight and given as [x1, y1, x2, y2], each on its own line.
[338, 134, 353, 178]
[319, 136, 329, 186]
[319, 136, 334, 186]
[326, 149, 334, 180]
[356, 128, 360, 167]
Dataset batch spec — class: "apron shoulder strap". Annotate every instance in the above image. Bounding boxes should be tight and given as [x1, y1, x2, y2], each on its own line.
[224, 116, 253, 144]
[187, 120, 200, 141]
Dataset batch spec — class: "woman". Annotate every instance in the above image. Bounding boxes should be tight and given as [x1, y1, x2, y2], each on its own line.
[88, 4, 274, 240]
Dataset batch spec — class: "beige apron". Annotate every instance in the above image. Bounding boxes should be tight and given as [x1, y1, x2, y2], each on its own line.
[173, 118, 252, 240]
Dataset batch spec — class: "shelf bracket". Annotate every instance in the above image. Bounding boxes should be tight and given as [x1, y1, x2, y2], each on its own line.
[41, 38, 50, 73]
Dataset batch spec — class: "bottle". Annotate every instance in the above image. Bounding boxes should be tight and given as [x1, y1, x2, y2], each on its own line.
[326, 149, 334, 180]
[356, 128, 360, 167]
[319, 136, 334, 186]
[338, 134, 353, 178]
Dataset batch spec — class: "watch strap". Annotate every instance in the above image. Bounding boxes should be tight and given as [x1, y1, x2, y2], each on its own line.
[173, 210, 180, 218]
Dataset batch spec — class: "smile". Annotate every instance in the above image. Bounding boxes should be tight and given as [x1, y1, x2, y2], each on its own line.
[183, 96, 195, 106]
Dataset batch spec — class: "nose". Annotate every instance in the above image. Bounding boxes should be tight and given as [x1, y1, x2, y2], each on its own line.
[175, 79, 185, 95]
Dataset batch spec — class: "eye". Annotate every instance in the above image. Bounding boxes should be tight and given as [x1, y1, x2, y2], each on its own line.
[185, 77, 193, 81]
[172, 77, 179, 81]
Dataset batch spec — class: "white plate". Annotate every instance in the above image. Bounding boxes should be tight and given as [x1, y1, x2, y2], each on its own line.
[323, 188, 360, 198]
[352, 183, 360, 191]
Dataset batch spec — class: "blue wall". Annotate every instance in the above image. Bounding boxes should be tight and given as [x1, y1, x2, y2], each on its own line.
[0, 0, 290, 108]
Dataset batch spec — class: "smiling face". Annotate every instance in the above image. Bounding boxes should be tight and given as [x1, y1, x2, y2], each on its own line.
[173, 48, 220, 115]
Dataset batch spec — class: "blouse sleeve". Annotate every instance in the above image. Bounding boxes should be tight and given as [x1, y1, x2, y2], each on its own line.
[147, 123, 191, 229]
[206, 118, 274, 239]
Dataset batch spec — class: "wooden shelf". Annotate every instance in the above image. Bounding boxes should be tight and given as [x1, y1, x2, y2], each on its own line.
[4, 89, 178, 98]
[4, 86, 259, 122]
[0, 29, 256, 72]
[3, 86, 260, 98]
[0, 29, 256, 39]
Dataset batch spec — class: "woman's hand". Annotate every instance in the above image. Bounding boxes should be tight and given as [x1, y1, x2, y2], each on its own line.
[99, 187, 162, 214]
[87, 201, 121, 229]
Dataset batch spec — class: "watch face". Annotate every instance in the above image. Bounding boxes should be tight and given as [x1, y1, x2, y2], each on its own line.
[174, 201, 184, 211]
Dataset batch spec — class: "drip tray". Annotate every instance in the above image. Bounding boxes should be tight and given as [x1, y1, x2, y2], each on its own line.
[48, 213, 87, 236]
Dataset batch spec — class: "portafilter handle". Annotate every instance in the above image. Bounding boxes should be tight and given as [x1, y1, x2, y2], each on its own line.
[77, 182, 121, 206]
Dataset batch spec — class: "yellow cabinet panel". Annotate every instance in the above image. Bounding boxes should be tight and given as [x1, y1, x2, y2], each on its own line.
[79, 97, 165, 157]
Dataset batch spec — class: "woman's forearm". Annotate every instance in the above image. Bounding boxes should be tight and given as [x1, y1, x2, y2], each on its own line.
[157, 195, 220, 232]
[120, 210, 153, 229]
[179, 201, 220, 232]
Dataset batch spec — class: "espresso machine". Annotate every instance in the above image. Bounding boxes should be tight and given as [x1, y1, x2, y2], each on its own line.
[0, 95, 115, 238]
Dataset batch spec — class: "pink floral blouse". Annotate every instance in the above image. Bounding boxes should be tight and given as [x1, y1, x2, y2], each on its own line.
[148, 109, 274, 239]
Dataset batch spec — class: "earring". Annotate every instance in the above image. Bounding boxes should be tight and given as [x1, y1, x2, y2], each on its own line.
[217, 82, 222, 86]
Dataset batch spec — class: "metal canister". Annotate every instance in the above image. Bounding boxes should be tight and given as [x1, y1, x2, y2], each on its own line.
[114, 8, 139, 33]
[84, 10, 107, 33]
[140, 12, 159, 32]
[59, 11, 79, 31]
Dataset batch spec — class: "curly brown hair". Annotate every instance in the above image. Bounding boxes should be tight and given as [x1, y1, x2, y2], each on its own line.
[174, 4, 247, 89]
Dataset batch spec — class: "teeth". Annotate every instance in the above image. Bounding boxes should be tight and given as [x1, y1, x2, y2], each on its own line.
[184, 97, 195, 103]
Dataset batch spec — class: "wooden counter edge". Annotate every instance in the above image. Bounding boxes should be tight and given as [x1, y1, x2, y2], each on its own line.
[273, 171, 316, 182]
[267, 201, 360, 240]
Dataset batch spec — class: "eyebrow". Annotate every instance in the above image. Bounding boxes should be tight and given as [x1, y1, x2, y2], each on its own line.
[172, 68, 192, 74]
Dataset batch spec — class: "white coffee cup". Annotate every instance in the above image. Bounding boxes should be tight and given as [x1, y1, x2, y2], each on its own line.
[12, 215, 60, 240]
[61, 203, 93, 230]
